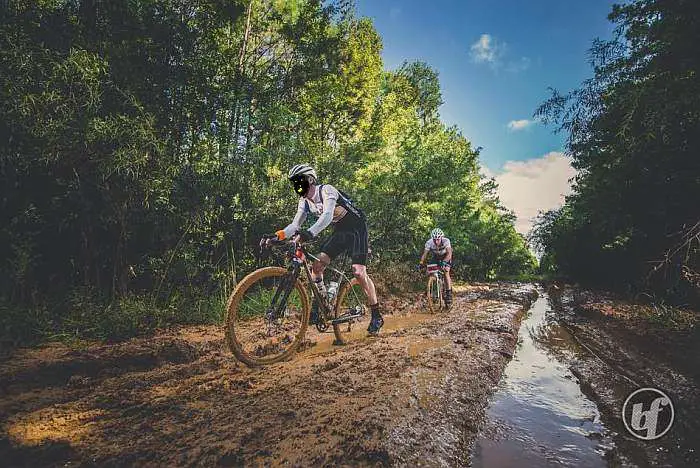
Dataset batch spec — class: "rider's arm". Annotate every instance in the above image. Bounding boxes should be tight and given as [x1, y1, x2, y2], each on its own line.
[444, 245, 453, 262]
[276, 198, 307, 240]
[419, 249, 429, 265]
[443, 238, 453, 262]
[307, 186, 338, 237]
[420, 239, 432, 264]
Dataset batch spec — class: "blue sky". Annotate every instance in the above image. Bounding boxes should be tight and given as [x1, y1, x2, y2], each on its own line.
[355, 0, 620, 232]
[356, 0, 618, 169]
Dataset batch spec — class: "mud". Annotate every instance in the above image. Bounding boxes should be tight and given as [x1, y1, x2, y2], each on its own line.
[0, 283, 536, 467]
[547, 285, 700, 467]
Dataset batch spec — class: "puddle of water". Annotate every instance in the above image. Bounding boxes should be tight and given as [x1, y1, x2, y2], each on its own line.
[413, 368, 443, 408]
[471, 293, 620, 467]
[302, 312, 437, 357]
[408, 338, 452, 358]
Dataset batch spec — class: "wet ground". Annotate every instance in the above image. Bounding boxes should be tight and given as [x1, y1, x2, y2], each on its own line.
[471, 292, 631, 467]
[544, 285, 700, 468]
[471, 286, 700, 468]
[0, 283, 537, 467]
[2, 283, 697, 467]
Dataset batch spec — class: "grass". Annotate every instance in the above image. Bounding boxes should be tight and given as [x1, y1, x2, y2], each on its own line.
[1, 260, 541, 351]
[0, 287, 229, 352]
[637, 301, 698, 331]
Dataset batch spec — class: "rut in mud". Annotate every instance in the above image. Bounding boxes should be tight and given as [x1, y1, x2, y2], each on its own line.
[0, 283, 535, 467]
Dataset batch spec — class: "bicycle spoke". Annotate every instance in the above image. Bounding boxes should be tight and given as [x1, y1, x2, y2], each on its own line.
[227, 268, 307, 364]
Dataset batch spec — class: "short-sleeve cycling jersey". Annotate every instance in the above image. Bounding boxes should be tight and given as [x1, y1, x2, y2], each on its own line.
[424, 237, 451, 256]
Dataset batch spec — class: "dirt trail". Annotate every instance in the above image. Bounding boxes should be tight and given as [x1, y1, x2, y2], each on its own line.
[0, 283, 536, 467]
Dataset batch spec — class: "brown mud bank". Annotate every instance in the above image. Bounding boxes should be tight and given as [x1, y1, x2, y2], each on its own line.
[0, 283, 536, 467]
[547, 285, 700, 467]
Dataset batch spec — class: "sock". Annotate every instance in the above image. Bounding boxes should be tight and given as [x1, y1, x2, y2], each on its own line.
[370, 302, 381, 318]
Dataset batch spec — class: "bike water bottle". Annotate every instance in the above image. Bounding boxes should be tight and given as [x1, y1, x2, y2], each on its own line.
[327, 281, 339, 302]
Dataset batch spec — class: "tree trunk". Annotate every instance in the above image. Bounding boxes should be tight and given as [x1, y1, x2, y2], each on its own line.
[230, 0, 254, 159]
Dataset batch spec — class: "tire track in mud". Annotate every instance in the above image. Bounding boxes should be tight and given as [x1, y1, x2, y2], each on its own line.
[0, 283, 536, 467]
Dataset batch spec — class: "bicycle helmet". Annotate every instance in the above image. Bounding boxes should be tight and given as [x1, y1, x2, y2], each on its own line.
[288, 164, 317, 196]
[288, 164, 317, 181]
[431, 228, 444, 240]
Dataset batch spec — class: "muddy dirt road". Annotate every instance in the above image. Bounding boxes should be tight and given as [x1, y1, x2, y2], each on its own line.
[1, 284, 536, 467]
[547, 286, 700, 467]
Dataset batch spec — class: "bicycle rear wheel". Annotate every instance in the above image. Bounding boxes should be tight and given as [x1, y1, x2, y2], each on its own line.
[225, 266, 310, 367]
[333, 278, 367, 344]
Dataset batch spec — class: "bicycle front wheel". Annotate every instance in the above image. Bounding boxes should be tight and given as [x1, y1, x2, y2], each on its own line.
[427, 275, 443, 313]
[225, 266, 310, 367]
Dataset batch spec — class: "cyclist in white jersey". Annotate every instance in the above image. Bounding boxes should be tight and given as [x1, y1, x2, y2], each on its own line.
[418, 228, 453, 307]
[262, 164, 384, 335]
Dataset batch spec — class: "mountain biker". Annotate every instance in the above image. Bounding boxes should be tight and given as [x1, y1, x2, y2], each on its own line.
[418, 228, 453, 308]
[262, 164, 384, 336]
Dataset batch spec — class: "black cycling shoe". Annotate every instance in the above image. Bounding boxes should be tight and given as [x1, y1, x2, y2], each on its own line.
[367, 314, 384, 335]
[444, 289, 453, 309]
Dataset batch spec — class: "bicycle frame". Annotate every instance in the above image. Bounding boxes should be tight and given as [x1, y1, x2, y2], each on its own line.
[425, 263, 446, 311]
[271, 240, 364, 323]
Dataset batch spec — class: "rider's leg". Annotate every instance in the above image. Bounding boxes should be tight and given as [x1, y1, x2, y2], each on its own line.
[309, 253, 331, 324]
[311, 253, 330, 289]
[444, 268, 453, 307]
[353, 263, 384, 334]
[352, 263, 378, 306]
[445, 270, 453, 289]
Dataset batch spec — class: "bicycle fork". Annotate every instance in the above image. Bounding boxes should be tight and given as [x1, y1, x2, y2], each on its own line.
[265, 265, 300, 335]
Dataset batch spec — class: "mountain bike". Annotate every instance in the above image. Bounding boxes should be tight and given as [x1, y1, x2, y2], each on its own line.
[224, 239, 368, 367]
[425, 263, 448, 312]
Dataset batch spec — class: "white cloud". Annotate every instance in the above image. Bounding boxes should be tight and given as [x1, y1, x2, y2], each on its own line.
[507, 119, 534, 131]
[470, 34, 503, 64]
[506, 56, 531, 73]
[480, 164, 495, 179]
[489, 152, 576, 234]
[470, 35, 531, 74]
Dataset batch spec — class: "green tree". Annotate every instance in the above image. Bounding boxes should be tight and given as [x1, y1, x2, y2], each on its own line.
[534, 0, 700, 304]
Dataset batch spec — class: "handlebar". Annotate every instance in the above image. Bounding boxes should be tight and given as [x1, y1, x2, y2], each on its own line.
[259, 236, 319, 257]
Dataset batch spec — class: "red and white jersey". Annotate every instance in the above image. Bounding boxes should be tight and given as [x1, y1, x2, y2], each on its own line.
[424, 237, 451, 256]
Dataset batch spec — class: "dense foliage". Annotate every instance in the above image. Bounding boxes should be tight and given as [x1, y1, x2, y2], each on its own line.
[0, 0, 535, 346]
[531, 0, 700, 306]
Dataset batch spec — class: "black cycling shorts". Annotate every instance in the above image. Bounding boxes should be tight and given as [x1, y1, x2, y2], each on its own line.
[321, 214, 369, 266]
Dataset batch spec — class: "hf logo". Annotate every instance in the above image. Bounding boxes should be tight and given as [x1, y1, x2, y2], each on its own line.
[622, 387, 674, 440]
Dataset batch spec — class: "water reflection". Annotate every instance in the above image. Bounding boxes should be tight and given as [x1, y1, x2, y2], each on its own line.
[471, 294, 621, 467]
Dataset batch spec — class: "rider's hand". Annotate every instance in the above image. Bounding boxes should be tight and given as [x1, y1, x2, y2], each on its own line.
[260, 233, 277, 249]
[416, 263, 424, 272]
[296, 229, 314, 243]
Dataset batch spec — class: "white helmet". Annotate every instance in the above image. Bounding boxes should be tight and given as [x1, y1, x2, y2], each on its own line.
[288, 164, 317, 181]
[431, 228, 444, 239]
